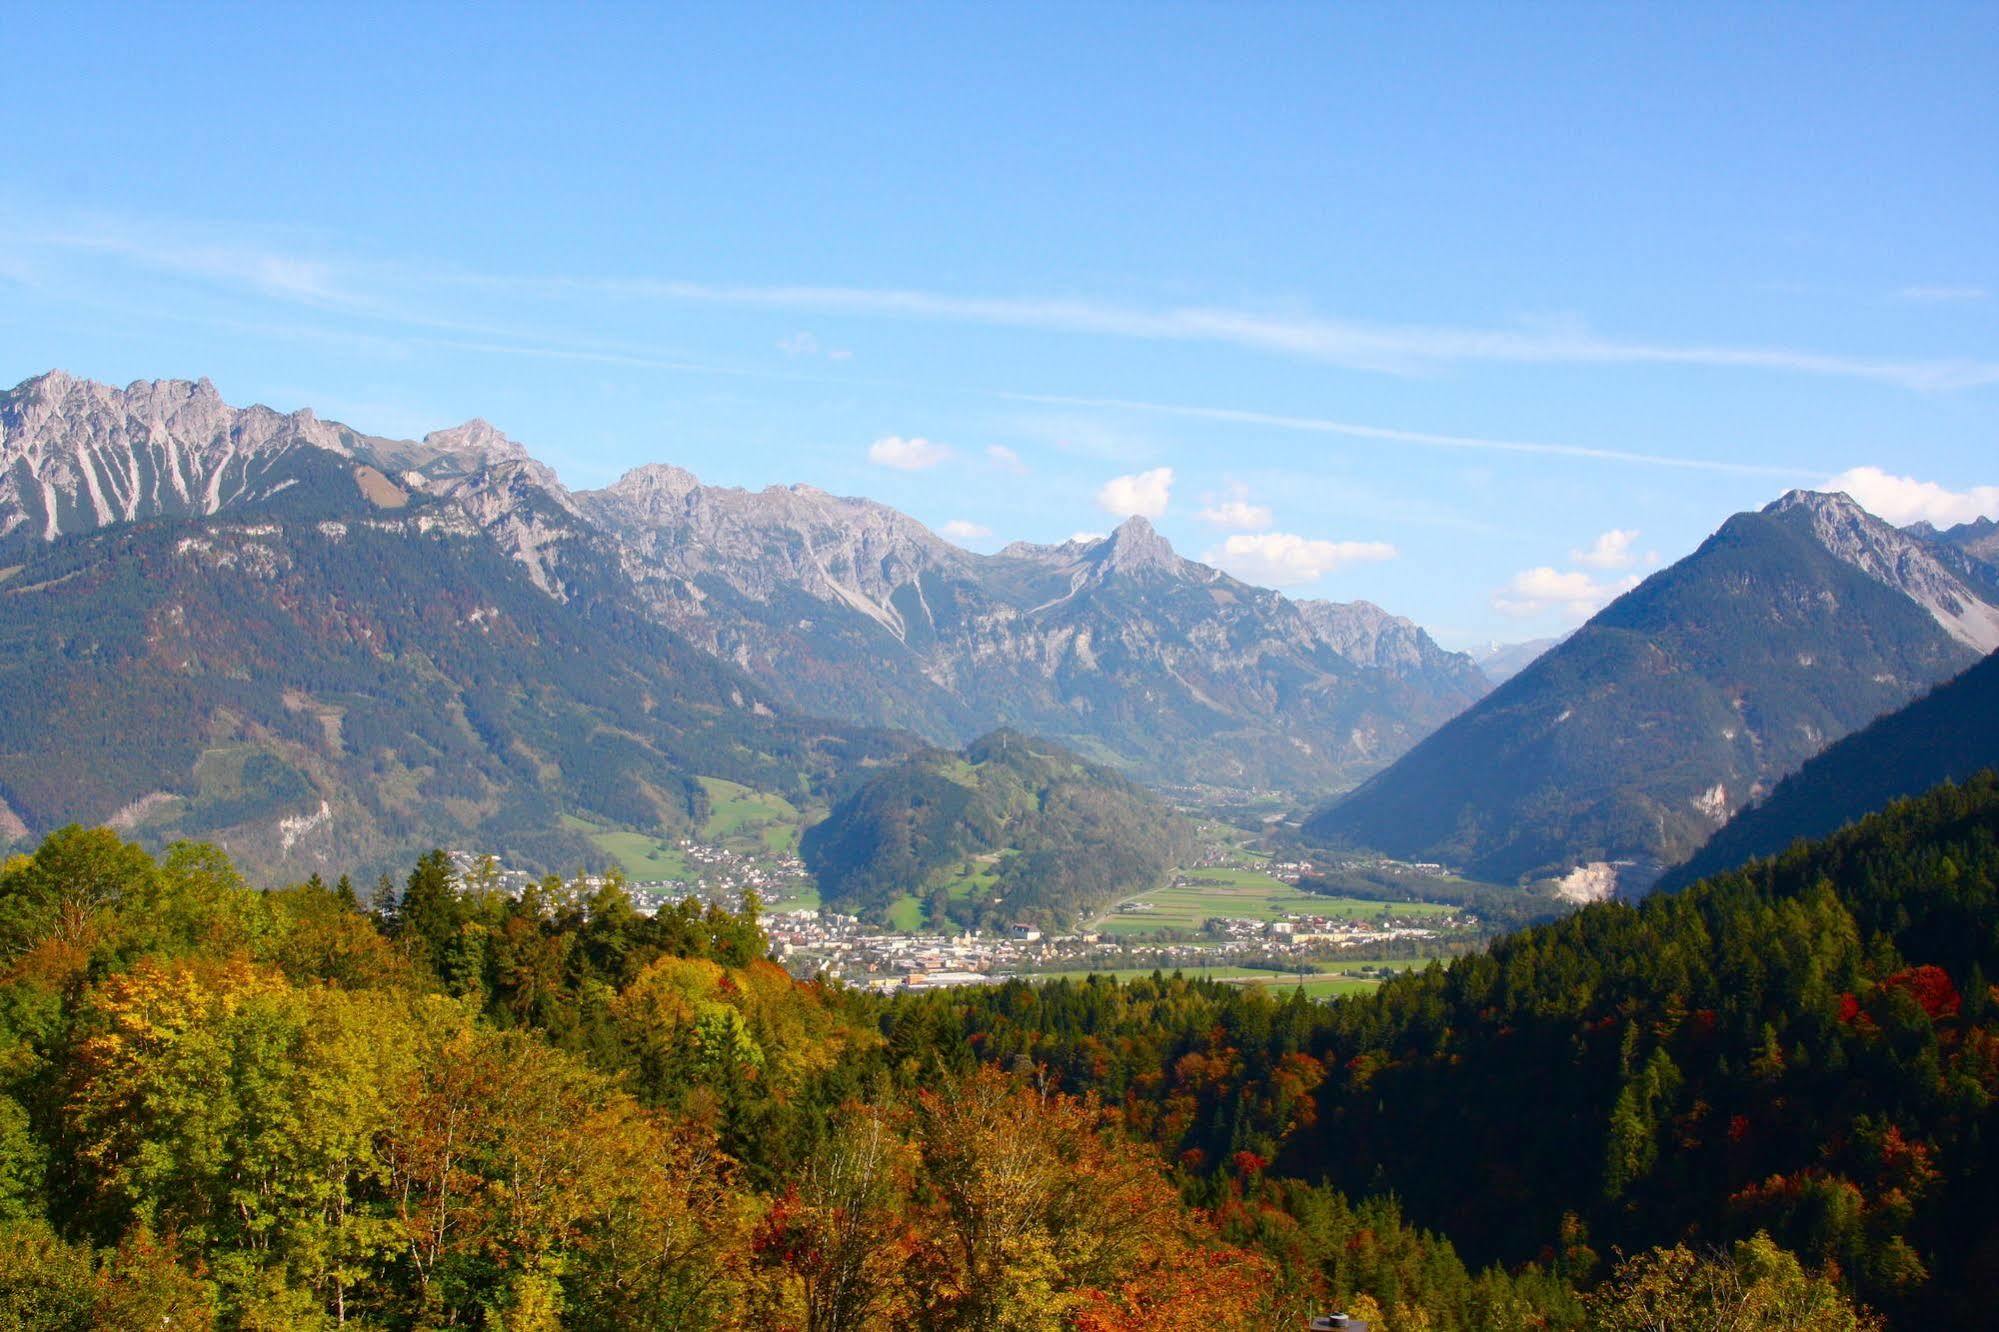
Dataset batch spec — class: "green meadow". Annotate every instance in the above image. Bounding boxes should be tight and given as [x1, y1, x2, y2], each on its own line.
[1091, 862, 1454, 936]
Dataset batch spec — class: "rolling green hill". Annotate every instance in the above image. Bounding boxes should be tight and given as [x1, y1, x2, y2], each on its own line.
[800, 729, 1195, 928]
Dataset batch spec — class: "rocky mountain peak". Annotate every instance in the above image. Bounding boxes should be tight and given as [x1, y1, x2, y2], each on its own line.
[604, 462, 704, 512]
[1765, 488, 1999, 652]
[1091, 514, 1180, 576]
[422, 418, 527, 461]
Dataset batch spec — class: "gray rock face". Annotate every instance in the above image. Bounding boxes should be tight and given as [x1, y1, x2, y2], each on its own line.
[1, 370, 1487, 799]
[580, 473, 1489, 794]
[1767, 490, 1999, 653]
[0, 372, 346, 544]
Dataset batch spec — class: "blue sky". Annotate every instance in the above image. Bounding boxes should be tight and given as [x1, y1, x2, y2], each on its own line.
[1, 3, 1993, 647]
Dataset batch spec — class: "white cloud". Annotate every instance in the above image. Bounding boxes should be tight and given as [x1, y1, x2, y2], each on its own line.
[1205, 532, 1396, 588]
[1572, 528, 1641, 569]
[939, 519, 991, 542]
[1068, 531, 1106, 544]
[1493, 566, 1641, 621]
[1824, 467, 1999, 528]
[986, 444, 1028, 474]
[867, 435, 952, 470]
[1195, 483, 1274, 531]
[1096, 467, 1174, 518]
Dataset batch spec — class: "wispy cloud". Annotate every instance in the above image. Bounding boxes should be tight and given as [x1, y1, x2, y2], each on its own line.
[534, 276, 1999, 390]
[16, 216, 1996, 392]
[1570, 528, 1657, 570]
[1005, 391, 1812, 478]
[776, 330, 852, 360]
[984, 444, 1028, 475]
[1897, 285, 1988, 304]
[1195, 482, 1274, 531]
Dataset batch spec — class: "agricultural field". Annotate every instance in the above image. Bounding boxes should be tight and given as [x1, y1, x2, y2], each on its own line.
[1091, 861, 1455, 937]
[696, 777, 805, 852]
[1016, 959, 1417, 1000]
[560, 815, 694, 880]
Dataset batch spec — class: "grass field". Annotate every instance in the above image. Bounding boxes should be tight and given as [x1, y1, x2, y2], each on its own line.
[696, 777, 803, 852]
[884, 894, 926, 931]
[561, 815, 694, 880]
[560, 775, 806, 880]
[1015, 963, 1399, 1000]
[1091, 864, 1454, 936]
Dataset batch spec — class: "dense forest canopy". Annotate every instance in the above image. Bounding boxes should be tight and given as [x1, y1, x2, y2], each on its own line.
[7, 772, 1990, 1326]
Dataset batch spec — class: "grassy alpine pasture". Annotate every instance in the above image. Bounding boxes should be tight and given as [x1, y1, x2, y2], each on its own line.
[1016, 961, 1414, 1000]
[885, 893, 927, 931]
[561, 815, 695, 881]
[1091, 863, 1455, 937]
[696, 776, 805, 852]
[562, 778, 808, 882]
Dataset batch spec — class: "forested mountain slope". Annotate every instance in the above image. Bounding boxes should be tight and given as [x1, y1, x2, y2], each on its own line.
[1308, 491, 1995, 887]
[1662, 649, 1999, 889]
[801, 729, 1195, 928]
[0, 512, 908, 879]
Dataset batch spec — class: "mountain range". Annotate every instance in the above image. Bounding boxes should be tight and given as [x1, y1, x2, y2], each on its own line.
[1308, 489, 1999, 891]
[0, 370, 1486, 874]
[572, 463, 1487, 796]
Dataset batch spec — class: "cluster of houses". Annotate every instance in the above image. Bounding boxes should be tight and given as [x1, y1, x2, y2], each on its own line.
[764, 904, 1461, 991]
[765, 914, 1074, 990]
[442, 839, 815, 917]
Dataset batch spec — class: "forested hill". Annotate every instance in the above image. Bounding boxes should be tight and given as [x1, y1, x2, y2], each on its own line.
[1297, 773, 1999, 1326]
[1661, 649, 1999, 890]
[800, 729, 1195, 929]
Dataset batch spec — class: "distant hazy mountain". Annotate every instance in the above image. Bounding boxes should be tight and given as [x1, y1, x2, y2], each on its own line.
[1660, 649, 1999, 891]
[1307, 490, 1999, 888]
[800, 729, 1194, 928]
[1907, 515, 1999, 580]
[1472, 636, 1564, 685]
[577, 466, 1488, 795]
